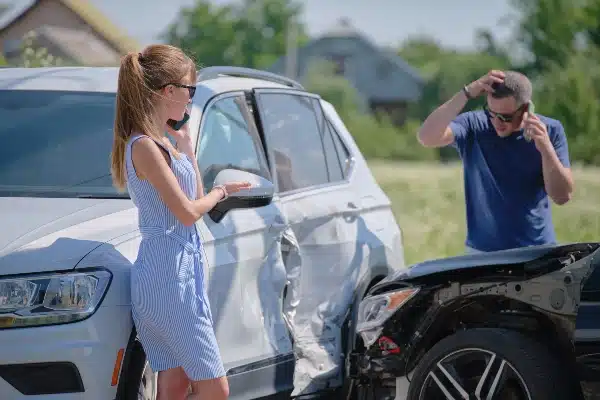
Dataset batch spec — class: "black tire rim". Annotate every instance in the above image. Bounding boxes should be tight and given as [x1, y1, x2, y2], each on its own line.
[137, 362, 157, 400]
[418, 347, 532, 400]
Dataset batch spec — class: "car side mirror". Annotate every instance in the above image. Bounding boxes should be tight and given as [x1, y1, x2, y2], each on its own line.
[208, 169, 275, 223]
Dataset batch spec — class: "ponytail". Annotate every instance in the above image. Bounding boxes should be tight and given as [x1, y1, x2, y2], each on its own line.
[111, 52, 159, 190]
[110, 45, 197, 190]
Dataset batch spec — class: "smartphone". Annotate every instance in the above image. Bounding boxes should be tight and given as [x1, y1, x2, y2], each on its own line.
[524, 101, 535, 142]
[167, 112, 190, 131]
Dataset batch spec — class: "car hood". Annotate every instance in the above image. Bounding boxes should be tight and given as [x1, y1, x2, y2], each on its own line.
[384, 243, 578, 282]
[0, 197, 137, 275]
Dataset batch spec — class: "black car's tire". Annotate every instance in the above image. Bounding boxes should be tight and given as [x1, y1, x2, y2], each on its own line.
[407, 328, 580, 400]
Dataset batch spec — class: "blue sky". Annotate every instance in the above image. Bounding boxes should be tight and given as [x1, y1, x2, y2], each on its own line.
[1, 0, 516, 49]
[88, 0, 516, 49]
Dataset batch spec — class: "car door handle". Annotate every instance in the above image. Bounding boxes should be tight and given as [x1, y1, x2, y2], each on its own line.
[347, 201, 358, 210]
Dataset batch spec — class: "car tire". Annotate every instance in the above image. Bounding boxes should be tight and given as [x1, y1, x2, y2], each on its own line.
[116, 340, 157, 400]
[407, 328, 580, 400]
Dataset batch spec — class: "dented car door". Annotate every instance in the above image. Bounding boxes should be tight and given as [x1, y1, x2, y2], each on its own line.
[193, 92, 294, 396]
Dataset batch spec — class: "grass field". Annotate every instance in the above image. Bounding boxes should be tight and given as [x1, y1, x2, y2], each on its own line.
[370, 161, 600, 266]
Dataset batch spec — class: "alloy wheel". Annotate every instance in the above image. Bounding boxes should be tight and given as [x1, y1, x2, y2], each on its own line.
[137, 361, 157, 400]
[418, 347, 532, 400]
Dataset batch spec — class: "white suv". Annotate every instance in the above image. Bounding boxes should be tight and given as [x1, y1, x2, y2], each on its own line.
[0, 66, 405, 399]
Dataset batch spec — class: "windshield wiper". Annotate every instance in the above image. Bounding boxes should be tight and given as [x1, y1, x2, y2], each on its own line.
[0, 174, 130, 199]
[76, 194, 130, 199]
[54, 173, 129, 199]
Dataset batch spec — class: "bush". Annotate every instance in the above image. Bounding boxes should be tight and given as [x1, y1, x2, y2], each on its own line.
[343, 113, 437, 161]
[304, 60, 437, 162]
[19, 31, 63, 67]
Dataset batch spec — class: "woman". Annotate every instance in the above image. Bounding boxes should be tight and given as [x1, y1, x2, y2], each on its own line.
[110, 44, 250, 400]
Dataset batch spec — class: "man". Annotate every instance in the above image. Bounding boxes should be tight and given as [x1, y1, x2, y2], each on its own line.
[417, 70, 574, 253]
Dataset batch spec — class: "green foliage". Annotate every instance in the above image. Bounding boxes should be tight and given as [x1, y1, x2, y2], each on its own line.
[163, 0, 308, 69]
[303, 60, 366, 113]
[304, 60, 437, 162]
[511, 0, 600, 165]
[534, 51, 600, 165]
[10, 31, 63, 67]
[343, 114, 437, 161]
[397, 35, 511, 160]
[372, 161, 600, 264]
[511, 0, 588, 71]
[163, 0, 600, 165]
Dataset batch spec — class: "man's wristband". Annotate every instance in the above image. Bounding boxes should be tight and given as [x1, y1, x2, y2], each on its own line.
[462, 86, 472, 100]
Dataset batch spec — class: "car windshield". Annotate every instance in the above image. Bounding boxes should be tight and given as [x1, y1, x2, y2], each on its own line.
[0, 90, 128, 198]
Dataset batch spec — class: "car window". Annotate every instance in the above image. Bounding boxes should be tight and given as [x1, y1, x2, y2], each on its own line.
[258, 93, 331, 192]
[0, 90, 124, 198]
[327, 120, 351, 177]
[312, 99, 344, 182]
[196, 94, 270, 192]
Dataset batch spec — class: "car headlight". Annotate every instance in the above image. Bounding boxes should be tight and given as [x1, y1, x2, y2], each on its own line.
[357, 287, 419, 332]
[0, 268, 111, 329]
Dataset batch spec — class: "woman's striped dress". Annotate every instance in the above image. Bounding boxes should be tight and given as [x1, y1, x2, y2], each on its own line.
[126, 134, 225, 380]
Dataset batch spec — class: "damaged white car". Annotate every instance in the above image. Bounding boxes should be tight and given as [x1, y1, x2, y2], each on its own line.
[0, 66, 405, 399]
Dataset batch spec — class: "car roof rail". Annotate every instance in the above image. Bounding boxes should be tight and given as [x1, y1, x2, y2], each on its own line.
[197, 66, 304, 90]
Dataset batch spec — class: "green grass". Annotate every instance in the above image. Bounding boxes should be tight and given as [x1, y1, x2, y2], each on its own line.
[370, 161, 600, 266]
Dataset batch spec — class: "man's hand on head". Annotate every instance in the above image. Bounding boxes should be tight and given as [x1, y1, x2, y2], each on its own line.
[466, 70, 505, 98]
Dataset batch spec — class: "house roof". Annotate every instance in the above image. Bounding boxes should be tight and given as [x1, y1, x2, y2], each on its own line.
[0, 0, 140, 54]
[34, 25, 122, 65]
[319, 18, 423, 84]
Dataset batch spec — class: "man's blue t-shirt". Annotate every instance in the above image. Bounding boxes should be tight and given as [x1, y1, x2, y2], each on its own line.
[449, 110, 571, 252]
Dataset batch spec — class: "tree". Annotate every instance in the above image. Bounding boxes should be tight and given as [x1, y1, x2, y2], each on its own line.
[304, 59, 437, 162]
[163, 0, 308, 69]
[510, 0, 600, 164]
[398, 35, 510, 121]
[18, 30, 63, 67]
[510, 0, 594, 72]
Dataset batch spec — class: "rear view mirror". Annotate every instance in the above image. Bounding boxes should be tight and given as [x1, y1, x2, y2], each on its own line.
[208, 169, 274, 223]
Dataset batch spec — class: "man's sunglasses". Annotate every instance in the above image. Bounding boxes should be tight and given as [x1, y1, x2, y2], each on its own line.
[484, 104, 525, 123]
[161, 83, 196, 99]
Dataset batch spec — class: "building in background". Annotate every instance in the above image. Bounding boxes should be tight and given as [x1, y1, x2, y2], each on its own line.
[269, 18, 424, 126]
[0, 0, 139, 66]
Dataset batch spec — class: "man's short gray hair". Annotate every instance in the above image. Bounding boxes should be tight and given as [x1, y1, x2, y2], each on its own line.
[491, 70, 532, 106]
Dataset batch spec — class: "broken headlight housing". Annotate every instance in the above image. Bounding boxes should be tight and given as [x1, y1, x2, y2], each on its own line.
[356, 287, 420, 347]
[0, 268, 112, 329]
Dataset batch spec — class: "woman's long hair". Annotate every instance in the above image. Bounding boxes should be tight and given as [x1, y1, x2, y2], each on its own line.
[110, 44, 196, 190]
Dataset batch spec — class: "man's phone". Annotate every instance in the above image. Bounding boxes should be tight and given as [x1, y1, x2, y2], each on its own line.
[524, 101, 535, 142]
[167, 112, 190, 131]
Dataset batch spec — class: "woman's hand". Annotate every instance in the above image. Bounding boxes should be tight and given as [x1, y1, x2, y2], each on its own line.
[165, 120, 194, 156]
[213, 182, 253, 200]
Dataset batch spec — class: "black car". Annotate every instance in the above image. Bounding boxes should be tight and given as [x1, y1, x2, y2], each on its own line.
[347, 242, 600, 400]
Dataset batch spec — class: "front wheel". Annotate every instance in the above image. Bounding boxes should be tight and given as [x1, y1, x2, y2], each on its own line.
[116, 340, 157, 400]
[407, 328, 580, 400]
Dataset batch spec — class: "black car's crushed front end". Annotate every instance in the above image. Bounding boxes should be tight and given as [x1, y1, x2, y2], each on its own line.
[349, 243, 600, 391]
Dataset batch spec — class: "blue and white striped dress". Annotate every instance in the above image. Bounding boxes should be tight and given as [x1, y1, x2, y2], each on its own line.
[126, 134, 225, 380]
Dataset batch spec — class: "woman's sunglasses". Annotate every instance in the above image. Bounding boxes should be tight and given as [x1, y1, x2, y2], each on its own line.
[484, 104, 525, 123]
[161, 83, 196, 99]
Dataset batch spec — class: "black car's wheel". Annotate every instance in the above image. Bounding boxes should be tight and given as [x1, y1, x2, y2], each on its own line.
[407, 328, 579, 400]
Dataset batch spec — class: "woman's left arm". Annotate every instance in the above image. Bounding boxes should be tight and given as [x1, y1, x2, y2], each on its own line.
[165, 123, 205, 199]
[190, 155, 205, 200]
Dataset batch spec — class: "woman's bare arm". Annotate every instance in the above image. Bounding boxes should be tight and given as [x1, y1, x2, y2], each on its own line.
[132, 137, 223, 226]
[185, 148, 204, 199]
